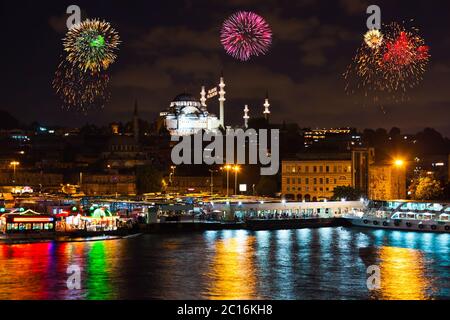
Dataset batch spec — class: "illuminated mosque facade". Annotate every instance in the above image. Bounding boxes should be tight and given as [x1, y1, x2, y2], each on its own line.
[160, 75, 271, 136]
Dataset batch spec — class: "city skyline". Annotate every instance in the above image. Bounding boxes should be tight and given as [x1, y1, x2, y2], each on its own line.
[2, 0, 450, 135]
[0, 0, 449, 304]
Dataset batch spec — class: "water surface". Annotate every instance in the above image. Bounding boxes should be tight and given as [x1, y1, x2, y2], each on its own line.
[0, 227, 448, 300]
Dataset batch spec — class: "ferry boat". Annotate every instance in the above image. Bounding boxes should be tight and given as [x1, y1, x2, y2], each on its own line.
[0, 209, 56, 240]
[345, 201, 450, 233]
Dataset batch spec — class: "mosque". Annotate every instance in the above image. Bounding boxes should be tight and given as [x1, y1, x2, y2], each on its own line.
[160, 75, 272, 136]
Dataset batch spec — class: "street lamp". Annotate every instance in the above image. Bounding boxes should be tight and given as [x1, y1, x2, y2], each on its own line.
[222, 165, 232, 198]
[394, 159, 405, 200]
[169, 166, 176, 185]
[209, 168, 219, 197]
[10, 161, 20, 184]
[233, 165, 240, 196]
[394, 159, 405, 168]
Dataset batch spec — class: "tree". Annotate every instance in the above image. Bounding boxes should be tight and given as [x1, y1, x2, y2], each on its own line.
[415, 128, 448, 155]
[332, 186, 364, 201]
[362, 128, 376, 146]
[409, 174, 443, 200]
[136, 166, 163, 194]
[256, 176, 278, 197]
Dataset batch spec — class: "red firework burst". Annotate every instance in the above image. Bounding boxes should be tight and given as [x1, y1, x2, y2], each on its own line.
[221, 11, 272, 61]
[345, 21, 430, 103]
[382, 31, 429, 68]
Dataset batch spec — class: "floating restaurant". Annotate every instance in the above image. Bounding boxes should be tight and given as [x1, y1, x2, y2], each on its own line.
[0, 209, 55, 238]
[207, 200, 365, 220]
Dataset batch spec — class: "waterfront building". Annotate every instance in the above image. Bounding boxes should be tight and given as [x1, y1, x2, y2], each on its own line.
[352, 148, 376, 195]
[282, 153, 354, 201]
[368, 163, 407, 200]
[165, 175, 225, 195]
[102, 103, 153, 169]
[0, 170, 63, 193]
[102, 135, 150, 169]
[282, 150, 374, 201]
[80, 174, 136, 196]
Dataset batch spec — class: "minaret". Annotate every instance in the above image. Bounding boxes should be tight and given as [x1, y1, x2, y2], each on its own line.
[219, 75, 226, 128]
[263, 92, 271, 121]
[200, 86, 207, 107]
[243, 105, 250, 129]
[133, 100, 139, 143]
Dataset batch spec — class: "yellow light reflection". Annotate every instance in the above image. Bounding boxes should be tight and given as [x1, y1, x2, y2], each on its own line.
[208, 236, 257, 300]
[377, 247, 430, 300]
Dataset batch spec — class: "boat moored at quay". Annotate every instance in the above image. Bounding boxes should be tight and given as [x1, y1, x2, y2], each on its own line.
[345, 200, 450, 233]
[0, 209, 56, 240]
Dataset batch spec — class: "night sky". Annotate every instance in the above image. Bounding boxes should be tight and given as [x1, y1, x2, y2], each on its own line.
[2, 0, 450, 135]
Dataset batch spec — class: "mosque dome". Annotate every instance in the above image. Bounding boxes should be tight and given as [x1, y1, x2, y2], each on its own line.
[161, 91, 221, 136]
[169, 92, 204, 114]
[173, 93, 198, 103]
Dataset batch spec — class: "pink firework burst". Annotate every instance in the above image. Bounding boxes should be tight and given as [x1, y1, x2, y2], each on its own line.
[221, 11, 272, 61]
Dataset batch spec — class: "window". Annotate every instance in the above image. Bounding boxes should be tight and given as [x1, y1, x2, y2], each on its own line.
[326, 178, 330, 184]
[33, 223, 43, 230]
[320, 178, 323, 184]
[319, 166, 323, 173]
[313, 166, 317, 173]
[286, 178, 291, 184]
[305, 178, 309, 185]
[44, 223, 54, 230]
[305, 166, 309, 173]
[298, 178, 301, 184]
[326, 166, 330, 173]
[314, 178, 317, 185]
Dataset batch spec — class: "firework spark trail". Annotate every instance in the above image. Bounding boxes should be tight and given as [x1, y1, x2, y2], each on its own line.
[53, 61, 110, 113]
[344, 21, 430, 104]
[64, 19, 120, 73]
[54, 19, 119, 113]
[221, 11, 272, 61]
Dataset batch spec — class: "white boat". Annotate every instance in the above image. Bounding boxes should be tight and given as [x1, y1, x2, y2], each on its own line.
[345, 201, 450, 233]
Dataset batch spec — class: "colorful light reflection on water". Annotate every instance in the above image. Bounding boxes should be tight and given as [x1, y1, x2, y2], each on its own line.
[0, 229, 448, 300]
